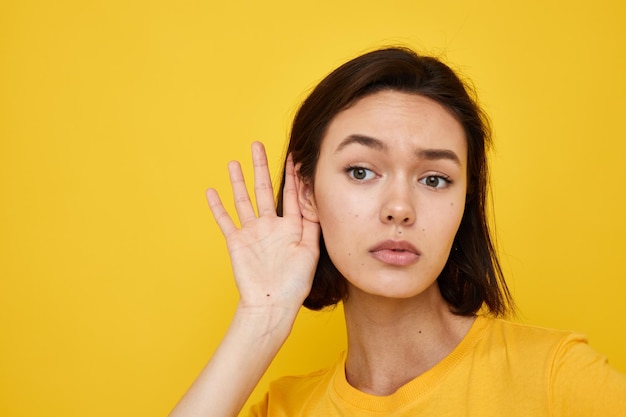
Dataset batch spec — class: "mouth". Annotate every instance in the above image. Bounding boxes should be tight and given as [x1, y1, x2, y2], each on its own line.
[368, 240, 421, 266]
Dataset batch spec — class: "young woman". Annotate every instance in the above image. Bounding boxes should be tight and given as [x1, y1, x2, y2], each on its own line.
[170, 47, 626, 417]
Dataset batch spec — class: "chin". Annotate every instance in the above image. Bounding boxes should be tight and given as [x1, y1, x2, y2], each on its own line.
[347, 278, 441, 302]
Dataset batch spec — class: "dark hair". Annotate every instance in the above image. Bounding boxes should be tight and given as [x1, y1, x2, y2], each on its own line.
[276, 47, 513, 317]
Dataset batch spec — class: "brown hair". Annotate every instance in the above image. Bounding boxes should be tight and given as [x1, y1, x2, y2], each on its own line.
[276, 47, 513, 317]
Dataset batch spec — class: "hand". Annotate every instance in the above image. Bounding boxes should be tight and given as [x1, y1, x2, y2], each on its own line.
[206, 142, 320, 312]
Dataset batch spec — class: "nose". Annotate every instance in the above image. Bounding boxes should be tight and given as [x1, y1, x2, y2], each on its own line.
[380, 183, 416, 226]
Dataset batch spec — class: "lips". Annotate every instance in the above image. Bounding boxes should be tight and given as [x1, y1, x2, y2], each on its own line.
[368, 240, 421, 266]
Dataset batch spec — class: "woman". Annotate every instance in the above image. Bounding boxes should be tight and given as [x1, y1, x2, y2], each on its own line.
[170, 47, 626, 417]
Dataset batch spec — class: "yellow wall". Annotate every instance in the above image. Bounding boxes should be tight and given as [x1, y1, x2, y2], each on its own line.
[1, 1, 625, 415]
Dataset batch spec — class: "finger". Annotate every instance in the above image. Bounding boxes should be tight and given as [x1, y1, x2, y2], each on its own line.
[282, 153, 301, 217]
[227, 160, 257, 225]
[251, 142, 276, 217]
[206, 188, 237, 236]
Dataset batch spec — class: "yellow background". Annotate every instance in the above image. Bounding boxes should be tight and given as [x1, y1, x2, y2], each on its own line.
[1, 0, 625, 415]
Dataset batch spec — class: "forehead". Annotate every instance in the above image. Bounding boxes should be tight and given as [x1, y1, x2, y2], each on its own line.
[321, 90, 467, 160]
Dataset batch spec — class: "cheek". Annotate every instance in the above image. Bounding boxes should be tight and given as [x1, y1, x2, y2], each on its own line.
[318, 205, 363, 239]
[316, 193, 370, 253]
[422, 198, 465, 242]
[441, 200, 465, 241]
[316, 188, 369, 225]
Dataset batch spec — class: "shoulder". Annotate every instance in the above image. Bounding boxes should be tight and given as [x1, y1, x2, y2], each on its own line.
[482, 316, 583, 342]
[480, 317, 623, 375]
[463, 317, 587, 392]
[248, 355, 342, 416]
[268, 363, 335, 397]
[247, 367, 334, 417]
[475, 317, 626, 414]
[477, 316, 587, 358]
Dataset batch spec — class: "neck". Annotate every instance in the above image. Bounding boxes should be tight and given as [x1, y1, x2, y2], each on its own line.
[342, 283, 475, 396]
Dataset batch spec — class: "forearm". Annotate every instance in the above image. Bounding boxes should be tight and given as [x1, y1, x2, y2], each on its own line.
[173, 142, 319, 416]
[169, 304, 297, 417]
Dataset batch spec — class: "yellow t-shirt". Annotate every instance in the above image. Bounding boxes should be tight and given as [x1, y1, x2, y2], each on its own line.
[249, 316, 626, 416]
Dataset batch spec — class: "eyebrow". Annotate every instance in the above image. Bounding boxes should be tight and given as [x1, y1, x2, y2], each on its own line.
[416, 149, 462, 166]
[335, 134, 462, 166]
[335, 134, 387, 153]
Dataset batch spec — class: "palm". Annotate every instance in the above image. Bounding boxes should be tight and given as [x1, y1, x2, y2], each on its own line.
[206, 142, 320, 309]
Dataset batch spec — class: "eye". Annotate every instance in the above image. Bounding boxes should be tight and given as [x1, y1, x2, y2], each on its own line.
[346, 166, 375, 181]
[420, 175, 451, 189]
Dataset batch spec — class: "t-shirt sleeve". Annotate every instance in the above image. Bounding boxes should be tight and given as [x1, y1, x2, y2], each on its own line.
[550, 334, 626, 416]
[244, 393, 268, 417]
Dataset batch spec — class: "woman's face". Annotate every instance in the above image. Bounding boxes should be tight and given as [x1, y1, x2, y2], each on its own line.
[299, 90, 467, 301]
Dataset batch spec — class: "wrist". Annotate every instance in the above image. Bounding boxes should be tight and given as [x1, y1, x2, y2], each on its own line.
[231, 302, 299, 346]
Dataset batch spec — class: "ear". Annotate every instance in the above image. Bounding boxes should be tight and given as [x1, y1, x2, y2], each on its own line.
[295, 164, 319, 223]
